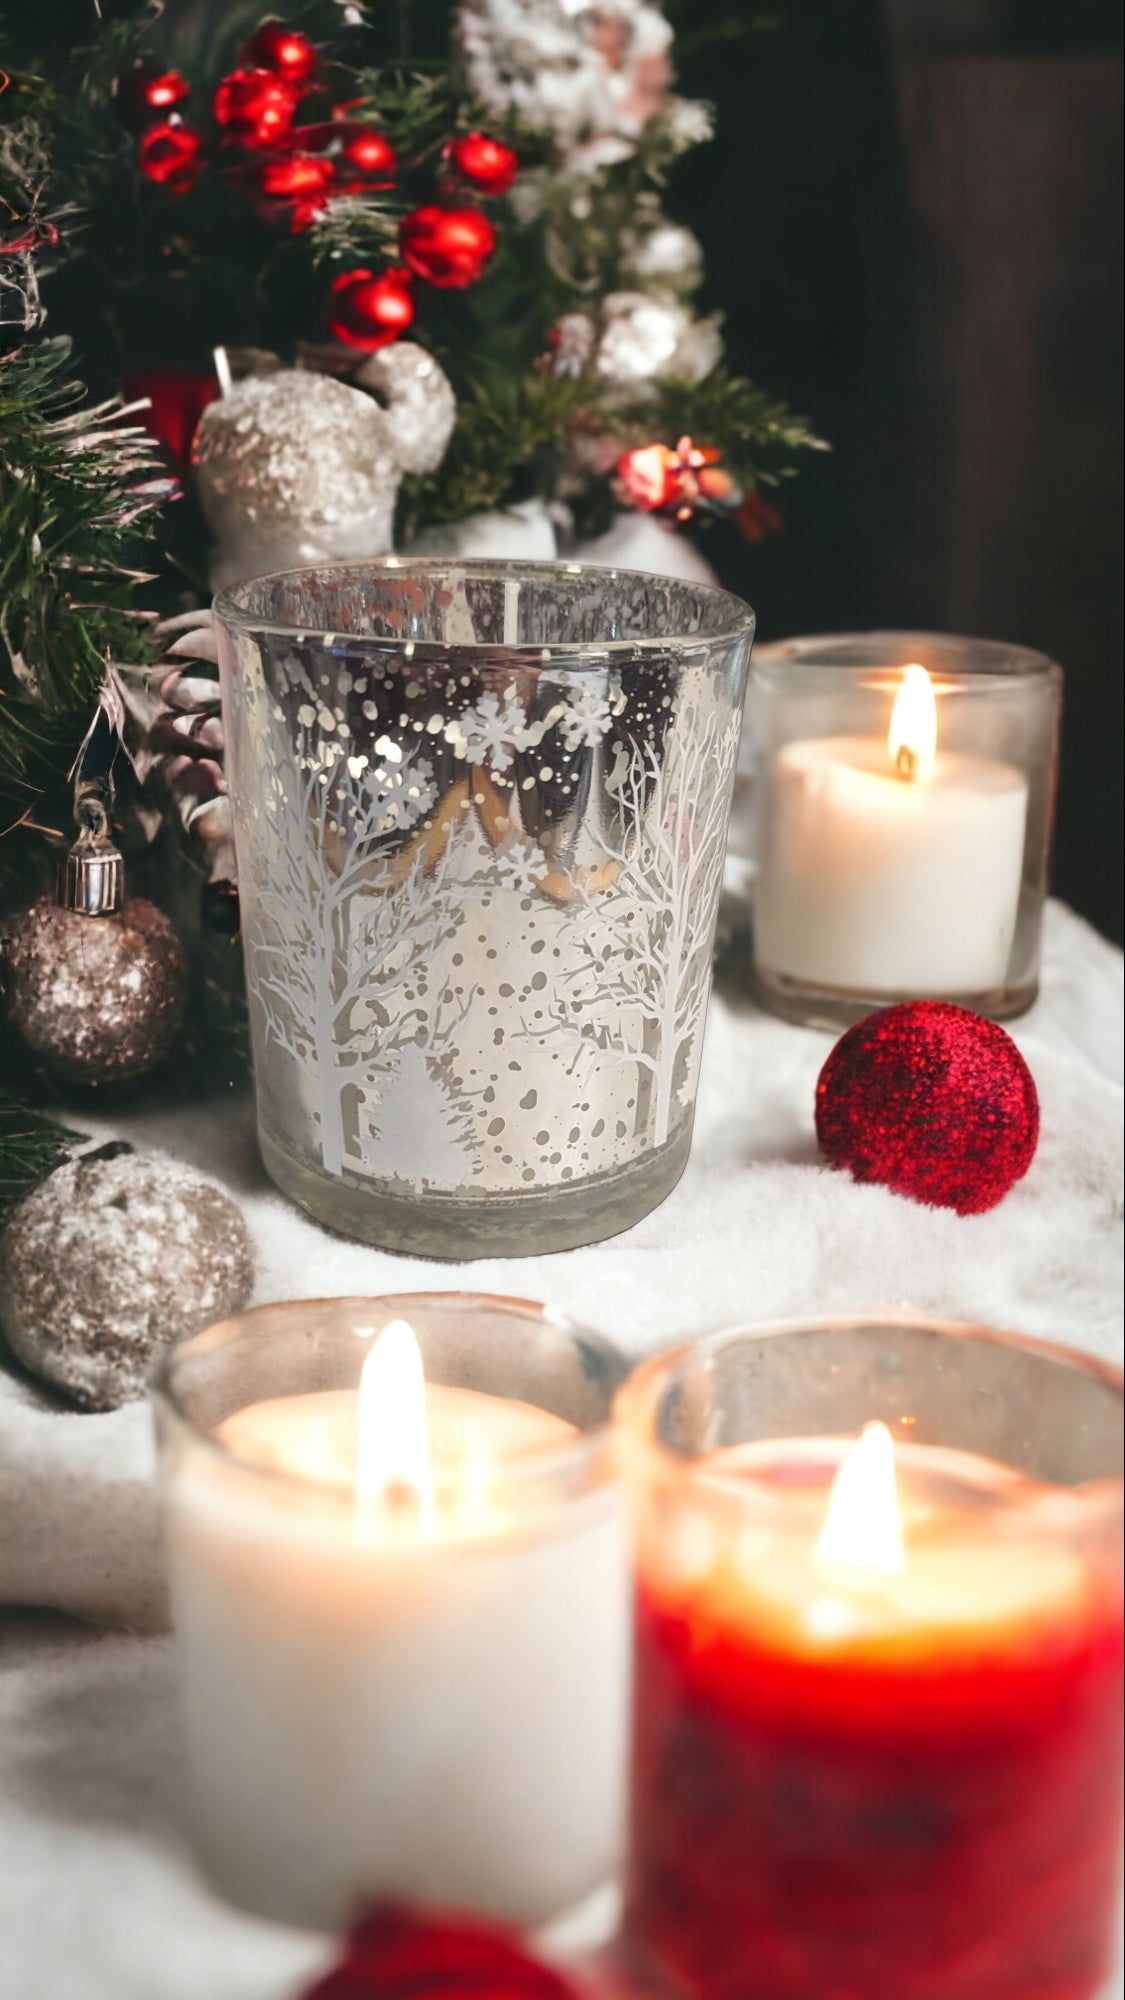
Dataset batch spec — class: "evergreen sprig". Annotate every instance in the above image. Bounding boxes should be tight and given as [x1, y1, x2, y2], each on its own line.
[0, 336, 173, 844]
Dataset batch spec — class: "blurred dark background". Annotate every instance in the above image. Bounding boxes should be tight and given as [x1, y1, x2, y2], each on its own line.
[675, 0, 1123, 941]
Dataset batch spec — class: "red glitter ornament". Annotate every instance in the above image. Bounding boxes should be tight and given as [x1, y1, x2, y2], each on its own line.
[445, 130, 519, 194]
[815, 1000, 1039, 1215]
[328, 267, 415, 350]
[244, 22, 317, 87]
[116, 65, 191, 132]
[399, 205, 496, 288]
[138, 119, 205, 193]
[301, 1903, 580, 2000]
[213, 67, 298, 150]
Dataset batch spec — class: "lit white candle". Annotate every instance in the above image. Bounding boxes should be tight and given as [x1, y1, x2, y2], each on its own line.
[754, 666, 1029, 997]
[162, 1319, 629, 1930]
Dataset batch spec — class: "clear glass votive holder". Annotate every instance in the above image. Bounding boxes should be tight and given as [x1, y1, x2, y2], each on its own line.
[152, 1293, 632, 1931]
[213, 560, 754, 1256]
[615, 1316, 1124, 2000]
[746, 634, 1061, 1028]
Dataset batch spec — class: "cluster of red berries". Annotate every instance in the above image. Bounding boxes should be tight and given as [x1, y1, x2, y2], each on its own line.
[615, 435, 740, 522]
[117, 21, 518, 350]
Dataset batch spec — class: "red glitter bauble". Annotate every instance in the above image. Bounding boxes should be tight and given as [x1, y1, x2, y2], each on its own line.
[327, 267, 415, 350]
[399, 204, 496, 288]
[213, 68, 298, 150]
[445, 130, 519, 194]
[337, 124, 396, 185]
[138, 119, 205, 193]
[301, 1903, 579, 2000]
[116, 65, 191, 132]
[815, 1001, 1039, 1215]
[244, 22, 317, 86]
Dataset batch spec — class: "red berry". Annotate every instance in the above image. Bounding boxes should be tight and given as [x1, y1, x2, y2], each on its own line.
[445, 130, 519, 195]
[399, 205, 496, 289]
[213, 67, 298, 150]
[138, 119, 205, 194]
[115, 65, 190, 132]
[244, 22, 317, 86]
[328, 268, 416, 351]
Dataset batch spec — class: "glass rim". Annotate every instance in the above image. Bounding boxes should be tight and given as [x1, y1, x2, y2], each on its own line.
[150, 1290, 619, 1505]
[752, 630, 1062, 690]
[614, 1311, 1124, 1511]
[212, 556, 756, 664]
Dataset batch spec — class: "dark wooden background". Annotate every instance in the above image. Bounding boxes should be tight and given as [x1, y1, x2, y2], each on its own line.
[677, 1, 1123, 941]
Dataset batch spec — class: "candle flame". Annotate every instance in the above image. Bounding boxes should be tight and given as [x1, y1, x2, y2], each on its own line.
[356, 1319, 434, 1516]
[888, 665, 937, 781]
[816, 1421, 904, 1573]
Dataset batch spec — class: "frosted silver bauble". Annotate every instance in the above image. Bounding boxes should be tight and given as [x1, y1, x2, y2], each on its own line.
[194, 346, 456, 589]
[2, 897, 187, 1085]
[0, 1151, 254, 1410]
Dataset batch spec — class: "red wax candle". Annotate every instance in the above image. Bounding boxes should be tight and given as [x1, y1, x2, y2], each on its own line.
[626, 1431, 1124, 2000]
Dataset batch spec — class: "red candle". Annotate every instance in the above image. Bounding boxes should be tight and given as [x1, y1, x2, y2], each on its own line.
[625, 1420, 1124, 2000]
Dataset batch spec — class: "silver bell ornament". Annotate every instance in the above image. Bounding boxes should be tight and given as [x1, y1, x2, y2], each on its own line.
[1, 793, 187, 1086]
[193, 344, 456, 589]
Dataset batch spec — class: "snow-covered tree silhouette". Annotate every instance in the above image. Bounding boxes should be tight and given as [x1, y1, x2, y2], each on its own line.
[241, 712, 471, 1177]
[538, 698, 741, 1148]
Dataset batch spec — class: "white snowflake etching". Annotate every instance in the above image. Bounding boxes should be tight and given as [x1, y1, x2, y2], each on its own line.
[554, 676, 625, 751]
[443, 687, 540, 771]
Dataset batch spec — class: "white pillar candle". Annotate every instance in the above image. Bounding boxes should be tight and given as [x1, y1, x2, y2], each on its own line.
[162, 1320, 629, 1931]
[754, 667, 1029, 997]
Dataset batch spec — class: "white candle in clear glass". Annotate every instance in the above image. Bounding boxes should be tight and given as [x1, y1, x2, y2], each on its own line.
[754, 667, 1029, 997]
[160, 1318, 629, 1931]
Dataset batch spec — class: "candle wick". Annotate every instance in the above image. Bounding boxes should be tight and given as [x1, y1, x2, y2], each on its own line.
[380, 1478, 426, 1517]
[895, 743, 919, 781]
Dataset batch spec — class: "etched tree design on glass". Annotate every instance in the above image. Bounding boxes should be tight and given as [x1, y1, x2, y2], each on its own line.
[242, 705, 475, 1183]
[539, 697, 741, 1148]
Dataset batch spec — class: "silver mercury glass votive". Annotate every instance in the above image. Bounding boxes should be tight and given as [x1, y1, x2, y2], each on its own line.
[213, 560, 754, 1255]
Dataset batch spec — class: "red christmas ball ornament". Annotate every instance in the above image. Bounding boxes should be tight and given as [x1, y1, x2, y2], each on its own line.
[244, 21, 317, 87]
[328, 267, 415, 351]
[337, 124, 397, 187]
[213, 67, 298, 150]
[445, 130, 519, 195]
[115, 65, 190, 132]
[399, 205, 496, 289]
[258, 151, 336, 230]
[138, 119, 205, 193]
[815, 1001, 1039, 1215]
[301, 1903, 580, 2000]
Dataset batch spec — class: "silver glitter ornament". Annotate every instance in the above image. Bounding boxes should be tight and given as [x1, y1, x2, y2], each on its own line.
[0, 1149, 254, 1410]
[2, 807, 187, 1085]
[194, 345, 456, 589]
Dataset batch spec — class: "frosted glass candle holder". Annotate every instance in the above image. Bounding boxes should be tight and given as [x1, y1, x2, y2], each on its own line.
[616, 1316, 1123, 2000]
[152, 1292, 631, 1931]
[746, 634, 1061, 1028]
[214, 560, 754, 1255]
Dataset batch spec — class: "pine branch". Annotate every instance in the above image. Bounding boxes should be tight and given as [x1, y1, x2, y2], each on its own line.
[0, 338, 174, 837]
[0, 1089, 82, 1215]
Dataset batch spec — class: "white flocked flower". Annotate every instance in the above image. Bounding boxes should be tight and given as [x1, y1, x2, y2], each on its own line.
[595, 292, 723, 388]
[458, 0, 680, 169]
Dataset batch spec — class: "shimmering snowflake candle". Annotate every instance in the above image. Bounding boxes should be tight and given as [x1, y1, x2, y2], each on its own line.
[213, 560, 753, 1255]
